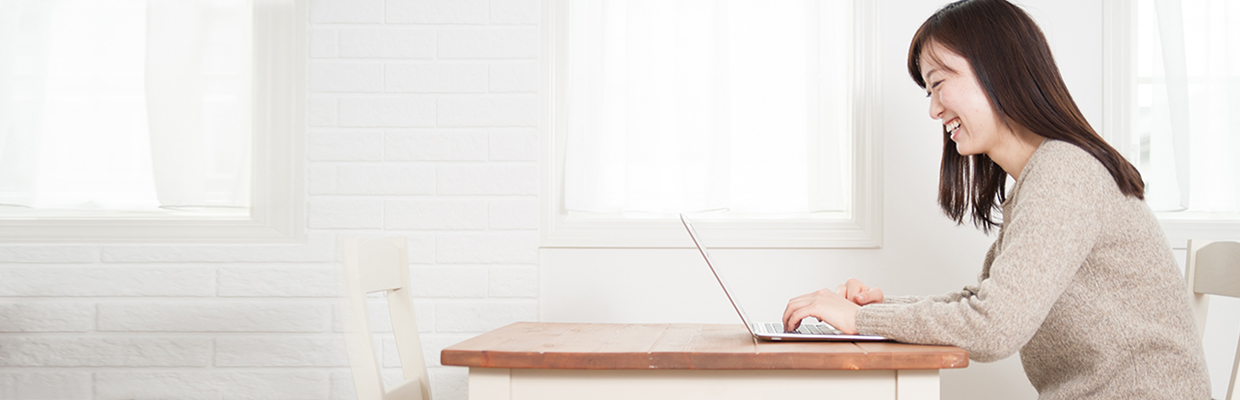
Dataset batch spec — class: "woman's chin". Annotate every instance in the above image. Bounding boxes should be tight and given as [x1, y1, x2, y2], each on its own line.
[953, 143, 979, 156]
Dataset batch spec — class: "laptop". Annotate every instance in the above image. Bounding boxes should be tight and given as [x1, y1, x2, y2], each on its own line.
[680, 213, 887, 342]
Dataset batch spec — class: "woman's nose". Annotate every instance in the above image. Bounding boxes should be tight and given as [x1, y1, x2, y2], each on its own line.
[928, 94, 944, 120]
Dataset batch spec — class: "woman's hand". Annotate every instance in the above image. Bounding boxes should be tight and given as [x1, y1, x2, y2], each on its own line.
[782, 288, 862, 334]
[837, 278, 884, 306]
[781, 278, 883, 334]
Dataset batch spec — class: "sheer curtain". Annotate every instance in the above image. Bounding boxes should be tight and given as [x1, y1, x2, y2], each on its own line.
[562, 0, 852, 218]
[0, 0, 250, 215]
[1136, 0, 1240, 213]
[146, 1, 252, 210]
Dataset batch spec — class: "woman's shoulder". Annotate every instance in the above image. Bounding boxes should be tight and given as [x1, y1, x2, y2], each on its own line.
[1016, 139, 1119, 200]
[1034, 139, 1100, 166]
[1026, 139, 1111, 183]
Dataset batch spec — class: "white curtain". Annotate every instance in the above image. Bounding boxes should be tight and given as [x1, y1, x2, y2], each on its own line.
[1138, 0, 1240, 213]
[0, 0, 250, 213]
[562, 0, 851, 218]
[146, 0, 251, 210]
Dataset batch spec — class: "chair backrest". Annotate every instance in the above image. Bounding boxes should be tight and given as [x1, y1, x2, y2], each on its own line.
[1185, 239, 1240, 400]
[339, 237, 431, 400]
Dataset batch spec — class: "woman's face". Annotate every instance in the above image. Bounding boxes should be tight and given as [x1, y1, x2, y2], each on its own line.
[920, 43, 1006, 157]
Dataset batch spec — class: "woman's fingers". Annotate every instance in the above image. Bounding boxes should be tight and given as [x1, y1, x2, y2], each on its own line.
[843, 278, 868, 300]
[783, 308, 810, 331]
[783, 291, 823, 330]
[783, 280, 882, 331]
[839, 278, 884, 305]
[856, 288, 884, 305]
[782, 288, 863, 333]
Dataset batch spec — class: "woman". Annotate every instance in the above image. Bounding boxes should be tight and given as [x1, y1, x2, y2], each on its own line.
[781, 0, 1211, 398]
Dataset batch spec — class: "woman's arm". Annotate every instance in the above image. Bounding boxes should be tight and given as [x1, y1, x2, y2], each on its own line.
[855, 156, 1105, 361]
[783, 257, 989, 331]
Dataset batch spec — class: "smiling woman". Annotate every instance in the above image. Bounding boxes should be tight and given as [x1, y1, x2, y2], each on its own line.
[782, 0, 1211, 398]
[908, 0, 1145, 234]
[921, 43, 1045, 177]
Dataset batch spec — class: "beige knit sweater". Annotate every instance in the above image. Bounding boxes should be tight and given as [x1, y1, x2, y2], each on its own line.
[856, 140, 1210, 399]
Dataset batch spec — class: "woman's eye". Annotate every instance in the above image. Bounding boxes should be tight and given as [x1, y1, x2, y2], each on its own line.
[925, 80, 943, 98]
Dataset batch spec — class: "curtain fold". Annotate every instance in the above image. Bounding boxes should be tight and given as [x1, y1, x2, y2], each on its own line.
[145, 1, 208, 208]
[1152, 0, 1191, 210]
[0, 0, 251, 214]
[145, 0, 251, 209]
[0, 1, 51, 208]
[0, 0, 159, 210]
[1142, 0, 1240, 213]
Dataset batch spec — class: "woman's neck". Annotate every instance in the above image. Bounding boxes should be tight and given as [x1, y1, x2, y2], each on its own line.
[988, 124, 1046, 181]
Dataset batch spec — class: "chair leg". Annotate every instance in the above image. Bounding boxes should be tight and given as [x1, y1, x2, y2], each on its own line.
[1227, 332, 1239, 400]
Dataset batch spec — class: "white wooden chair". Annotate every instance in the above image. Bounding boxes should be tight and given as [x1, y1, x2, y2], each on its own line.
[1186, 240, 1240, 400]
[339, 237, 431, 400]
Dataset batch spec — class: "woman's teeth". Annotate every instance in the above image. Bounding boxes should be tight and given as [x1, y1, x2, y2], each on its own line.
[945, 119, 961, 138]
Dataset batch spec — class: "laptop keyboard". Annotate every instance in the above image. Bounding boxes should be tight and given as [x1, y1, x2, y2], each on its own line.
[760, 322, 842, 335]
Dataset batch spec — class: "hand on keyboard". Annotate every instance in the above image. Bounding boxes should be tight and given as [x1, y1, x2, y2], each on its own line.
[793, 322, 843, 335]
[766, 321, 842, 335]
[782, 287, 862, 334]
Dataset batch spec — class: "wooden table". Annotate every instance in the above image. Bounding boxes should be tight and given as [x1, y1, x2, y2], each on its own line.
[441, 322, 968, 400]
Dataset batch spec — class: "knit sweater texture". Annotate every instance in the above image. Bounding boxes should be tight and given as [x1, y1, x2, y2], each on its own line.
[856, 140, 1210, 399]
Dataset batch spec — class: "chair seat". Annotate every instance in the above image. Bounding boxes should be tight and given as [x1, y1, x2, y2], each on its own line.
[386, 377, 425, 400]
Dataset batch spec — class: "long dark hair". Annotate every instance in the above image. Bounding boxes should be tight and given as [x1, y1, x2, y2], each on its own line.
[908, 0, 1144, 233]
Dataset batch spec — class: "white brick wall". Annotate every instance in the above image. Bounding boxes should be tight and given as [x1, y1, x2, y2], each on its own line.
[0, 0, 540, 398]
[0, 372, 93, 399]
[95, 371, 331, 400]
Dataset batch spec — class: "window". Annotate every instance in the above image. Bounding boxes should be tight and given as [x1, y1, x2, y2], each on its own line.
[0, 0, 304, 242]
[1104, 0, 1240, 244]
[541, 0, 880, 248]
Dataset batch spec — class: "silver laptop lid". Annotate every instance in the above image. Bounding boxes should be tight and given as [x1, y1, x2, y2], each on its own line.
[680, 213, 887, 342]
[679, 214, 759, 334]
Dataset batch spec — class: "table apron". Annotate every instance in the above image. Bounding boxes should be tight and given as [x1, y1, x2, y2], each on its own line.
[469, 367, 941, 400]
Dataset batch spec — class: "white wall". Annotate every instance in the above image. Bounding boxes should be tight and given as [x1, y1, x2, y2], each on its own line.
[0, 1, 1234, 400]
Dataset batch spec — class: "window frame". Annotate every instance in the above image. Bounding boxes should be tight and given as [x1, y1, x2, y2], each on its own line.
[1101, 0, 1240, 248]
[0, 0, 306, 243]
[539, 0, 882, 249]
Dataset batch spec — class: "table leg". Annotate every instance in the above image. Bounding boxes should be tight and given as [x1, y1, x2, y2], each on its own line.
[469, 368, 511, 400]
[896, 369, 939, 400]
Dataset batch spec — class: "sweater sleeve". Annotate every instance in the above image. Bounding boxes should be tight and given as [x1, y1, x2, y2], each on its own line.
[878, 295, 923, 304]
[856, 151, 1104, 362]
[882, 285, 979, 305]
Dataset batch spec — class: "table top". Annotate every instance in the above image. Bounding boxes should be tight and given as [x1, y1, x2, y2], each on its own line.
[440, 322, 969, 370]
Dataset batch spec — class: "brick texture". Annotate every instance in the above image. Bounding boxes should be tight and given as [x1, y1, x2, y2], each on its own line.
[97, 302, 333, 332]
[214, 336, 349, 367]
[0, 372, 93, 399]
[338, 28, 436, 59]
[1, 0, 544, 398]
[386, 63, 489, 93]
[438, 28, 539, 59]
[0, 303, 95, 332]
[95, 371, 330, 400]
[386, 0, 489, 24]
[0, 337, 212, 367]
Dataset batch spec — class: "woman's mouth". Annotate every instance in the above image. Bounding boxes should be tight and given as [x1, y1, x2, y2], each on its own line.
[945, 118, 961, 140]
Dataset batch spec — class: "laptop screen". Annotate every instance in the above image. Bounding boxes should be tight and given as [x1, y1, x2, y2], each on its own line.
[679, 214, 758, 330]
